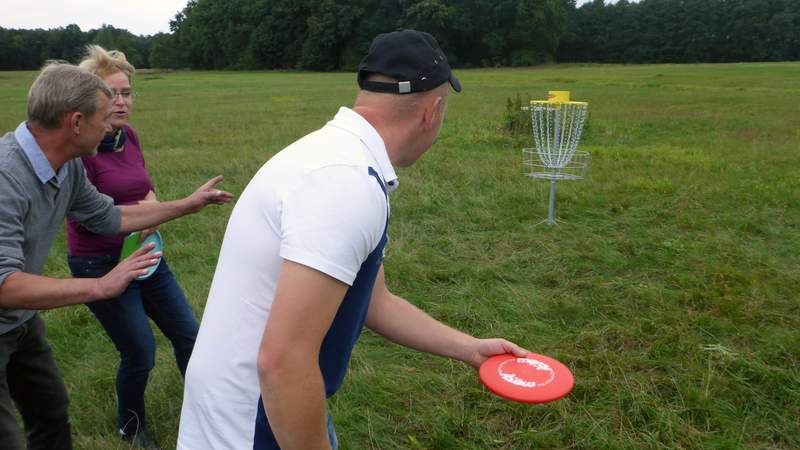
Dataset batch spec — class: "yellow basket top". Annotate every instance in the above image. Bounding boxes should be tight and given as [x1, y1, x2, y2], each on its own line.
[530, 90, 588, 106]
[530, 100, 588, 106]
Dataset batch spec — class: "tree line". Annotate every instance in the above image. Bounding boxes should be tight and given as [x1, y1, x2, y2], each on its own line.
[0, 0, 797, 71]
[0, 25, 152, 70]
[558, 0, 800, 63]
[152, 0, 569, 70]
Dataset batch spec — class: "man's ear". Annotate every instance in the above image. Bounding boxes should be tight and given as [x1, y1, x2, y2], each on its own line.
[422, 96, 444, 131]
[67, 111, 82, 135]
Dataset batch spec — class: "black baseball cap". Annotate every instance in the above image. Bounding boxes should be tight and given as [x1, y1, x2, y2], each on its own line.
[358, 29, 462, 94]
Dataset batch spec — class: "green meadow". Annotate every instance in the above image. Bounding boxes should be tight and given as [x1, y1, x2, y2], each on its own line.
[0, 62, 798, 449]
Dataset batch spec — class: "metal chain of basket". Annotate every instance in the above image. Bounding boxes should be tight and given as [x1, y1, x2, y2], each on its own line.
[522, 91, 590, 224]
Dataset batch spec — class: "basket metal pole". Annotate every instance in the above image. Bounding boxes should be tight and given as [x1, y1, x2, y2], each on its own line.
[546, 178, 557, 225]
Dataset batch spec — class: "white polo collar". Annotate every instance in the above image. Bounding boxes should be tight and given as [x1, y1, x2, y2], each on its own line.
[327, 107, 399, 193]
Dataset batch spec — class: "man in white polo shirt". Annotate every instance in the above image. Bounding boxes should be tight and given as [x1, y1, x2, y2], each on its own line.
[178, 29, 528, 450]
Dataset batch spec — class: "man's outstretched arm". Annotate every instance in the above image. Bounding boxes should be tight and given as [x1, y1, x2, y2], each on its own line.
[366, 265, 528, 368]
[0, 244, 160, 309]
[118, 175, 233, 233]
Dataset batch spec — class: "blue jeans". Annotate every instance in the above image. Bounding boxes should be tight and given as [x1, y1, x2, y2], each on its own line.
[67, 255, 199, 436]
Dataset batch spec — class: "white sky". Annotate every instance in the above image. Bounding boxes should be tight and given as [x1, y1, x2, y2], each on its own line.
[0, 0, 190, 36]
[1, 0, 621, 37]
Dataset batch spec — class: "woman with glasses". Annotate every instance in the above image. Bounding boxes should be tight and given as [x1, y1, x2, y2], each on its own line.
[65, 45, 199, 449]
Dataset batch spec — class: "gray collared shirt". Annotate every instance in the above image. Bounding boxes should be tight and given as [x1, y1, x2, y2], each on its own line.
[0, 123, 121, 334]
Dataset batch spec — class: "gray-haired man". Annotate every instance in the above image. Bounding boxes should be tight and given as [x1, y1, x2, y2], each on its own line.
[0, 63, 232, 449]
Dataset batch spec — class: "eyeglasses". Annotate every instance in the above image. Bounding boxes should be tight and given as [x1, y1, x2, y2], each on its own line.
[110, 89, 134, 99]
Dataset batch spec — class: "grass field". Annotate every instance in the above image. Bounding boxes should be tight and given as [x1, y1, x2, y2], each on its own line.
[1, 62, 798, 449]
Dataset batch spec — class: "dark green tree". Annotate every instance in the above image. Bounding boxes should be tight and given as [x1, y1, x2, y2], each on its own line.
[249, 0, 312, 69]
[48, 25, 88, 63]
[149, 33, 182, 68]
[300, 0, 365, 70]
[0, 28, 14, 69]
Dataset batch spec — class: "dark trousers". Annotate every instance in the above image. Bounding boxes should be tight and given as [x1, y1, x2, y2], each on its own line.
[67, 255, 199, 436]
[0, 314, 71, 450]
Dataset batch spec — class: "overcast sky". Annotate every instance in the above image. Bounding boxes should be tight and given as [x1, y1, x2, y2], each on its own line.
[2, 0, 611, 37]
[0, 0, 190, 36]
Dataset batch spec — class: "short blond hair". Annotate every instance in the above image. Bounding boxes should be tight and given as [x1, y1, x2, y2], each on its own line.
[79, 45, 135, 82]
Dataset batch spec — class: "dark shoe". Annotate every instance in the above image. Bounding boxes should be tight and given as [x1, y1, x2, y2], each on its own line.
[121, 428, 160, 449]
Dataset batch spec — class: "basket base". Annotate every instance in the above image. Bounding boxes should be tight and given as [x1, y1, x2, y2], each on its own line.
[536, 216, 564, 226]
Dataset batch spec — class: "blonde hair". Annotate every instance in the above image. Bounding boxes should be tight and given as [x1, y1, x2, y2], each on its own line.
[28, 62, 112, 129]
[79, 45, 135, 82]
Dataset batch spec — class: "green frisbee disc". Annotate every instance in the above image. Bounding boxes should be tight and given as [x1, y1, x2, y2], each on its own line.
[119, 230, 163, 280]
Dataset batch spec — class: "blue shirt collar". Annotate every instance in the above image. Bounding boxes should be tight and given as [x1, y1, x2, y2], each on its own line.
[14, 121, 68, 185]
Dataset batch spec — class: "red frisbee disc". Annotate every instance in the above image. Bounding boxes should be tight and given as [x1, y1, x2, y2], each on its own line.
[479, 352, 574, 404]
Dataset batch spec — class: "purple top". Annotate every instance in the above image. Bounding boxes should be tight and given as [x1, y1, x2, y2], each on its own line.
[67, 124, 153, 257]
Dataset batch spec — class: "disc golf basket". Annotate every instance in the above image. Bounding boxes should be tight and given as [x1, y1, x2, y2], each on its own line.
[522, 91, 589, 225]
